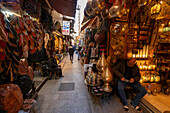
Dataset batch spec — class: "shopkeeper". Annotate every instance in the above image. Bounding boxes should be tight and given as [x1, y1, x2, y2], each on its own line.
[113, 58, 147, 112]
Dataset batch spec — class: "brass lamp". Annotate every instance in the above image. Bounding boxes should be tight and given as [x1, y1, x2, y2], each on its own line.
[109, 0, 126, 18]
[96, 51, 107, 73]
[102, 66, 113, 92]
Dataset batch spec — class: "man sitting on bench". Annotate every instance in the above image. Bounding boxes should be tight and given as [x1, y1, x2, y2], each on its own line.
[48, 52, 63, 79]
[113, 58, 147, 112]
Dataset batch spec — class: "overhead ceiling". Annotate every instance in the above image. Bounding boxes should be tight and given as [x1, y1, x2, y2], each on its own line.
[48, 0, 77, 18]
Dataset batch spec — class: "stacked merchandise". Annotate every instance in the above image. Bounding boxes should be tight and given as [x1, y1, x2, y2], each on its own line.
[0, 0, 50, 112]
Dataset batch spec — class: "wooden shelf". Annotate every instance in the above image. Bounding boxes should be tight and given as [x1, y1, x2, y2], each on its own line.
[128, 34, 134, 36]
[140, 70, 156, 71]
[157, 62, 169, 64]
[136, 58, 148, 60]
[159, 41, 170, 44]
[157, 51, 170, 54]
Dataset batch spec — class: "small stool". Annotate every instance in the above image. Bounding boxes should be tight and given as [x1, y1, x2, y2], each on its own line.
[124, 86, 134, 100]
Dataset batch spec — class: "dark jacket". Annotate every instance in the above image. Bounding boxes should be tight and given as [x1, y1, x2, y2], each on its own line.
[113, 60, 141, 84]
[48, 57, 58, 72]
[69, 47, 74, 55]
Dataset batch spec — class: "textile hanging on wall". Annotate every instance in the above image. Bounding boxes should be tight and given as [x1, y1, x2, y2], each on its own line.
[20, 0, 41, 18]
[0, 0, 21, 10]
[20, 0, 37, 13]
[91, 46, 98, 58]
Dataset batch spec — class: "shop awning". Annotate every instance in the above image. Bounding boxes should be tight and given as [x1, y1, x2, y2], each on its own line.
[80, 17, 97, 33]
[48, 0, 77, 17]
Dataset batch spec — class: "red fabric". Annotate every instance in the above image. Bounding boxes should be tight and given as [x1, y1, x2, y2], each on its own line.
[0, 40, 6, 60]
[0, 12, 8, 40]
[1, 0, 21, 10]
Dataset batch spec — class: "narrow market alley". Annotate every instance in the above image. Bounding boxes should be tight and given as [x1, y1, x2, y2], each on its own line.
[36, 54, 139, 113]
[0, 0, 170, 113]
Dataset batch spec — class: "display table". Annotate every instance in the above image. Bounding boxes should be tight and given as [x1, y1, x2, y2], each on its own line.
[85, 79, 104, 109]
[85, 79, 113, 109]
[91, 90, 104, 109]
[142, 93, 170, 113]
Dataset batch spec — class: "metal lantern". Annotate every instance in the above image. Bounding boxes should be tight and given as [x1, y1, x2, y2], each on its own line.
[92, 0, 105, 14]
[84, 1, 96, 19]
[109, 0, 126, 18]
[102, 66, 113, 92]
[101, 7, 109, 20]
[96, 51, 107, 73]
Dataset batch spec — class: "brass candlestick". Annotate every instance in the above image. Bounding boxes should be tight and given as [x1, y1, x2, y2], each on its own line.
[102, 66, 113, 92]
[96, 51, 107, 73]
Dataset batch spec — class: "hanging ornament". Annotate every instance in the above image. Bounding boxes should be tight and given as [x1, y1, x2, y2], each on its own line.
[109, 0, 126, 18]
[101, 7, 109, 20]
[92, 0, 105, 15]
[84, 1, 96, 19]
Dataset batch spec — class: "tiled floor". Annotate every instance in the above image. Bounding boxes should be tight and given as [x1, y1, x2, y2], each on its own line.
[36, 53, 139, 113]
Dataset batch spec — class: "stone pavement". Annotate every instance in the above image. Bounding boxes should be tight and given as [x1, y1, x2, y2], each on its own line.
[36, 53, 139, 113]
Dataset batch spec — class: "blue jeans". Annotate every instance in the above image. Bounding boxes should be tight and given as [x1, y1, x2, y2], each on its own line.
[78, 52, 80, 60]
[118, 80, 147, 106]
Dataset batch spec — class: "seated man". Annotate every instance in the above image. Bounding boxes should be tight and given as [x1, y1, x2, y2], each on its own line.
[113, 58, 147, 112]
[48, 52, 63, 79]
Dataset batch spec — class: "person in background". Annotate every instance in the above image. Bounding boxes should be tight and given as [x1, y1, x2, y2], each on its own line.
[69, 45, 74, 63]
[78, 45, 82, 60]
[113, 58, 147, 112]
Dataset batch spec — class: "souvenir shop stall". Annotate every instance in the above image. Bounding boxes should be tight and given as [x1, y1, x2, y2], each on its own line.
[0, 0, 55, 113]
[81, 0, 170, 112]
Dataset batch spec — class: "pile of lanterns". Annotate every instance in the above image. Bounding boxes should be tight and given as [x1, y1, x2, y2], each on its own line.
[139, 72, 160, 83]
[139, 62, 156, 71]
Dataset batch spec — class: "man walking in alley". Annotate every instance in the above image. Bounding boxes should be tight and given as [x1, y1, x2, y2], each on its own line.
[69, 45, 74, 63]
[113, 58, 147, 112]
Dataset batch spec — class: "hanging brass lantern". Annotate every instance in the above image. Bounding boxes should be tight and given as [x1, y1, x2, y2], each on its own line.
[84, 1, 95, 19]
[92, 0, 105, 14]
[101, 7, 109, 20]
[109, 0, 126, 18]
[102, 66, 113, 92]
[96, 51, 107, 73]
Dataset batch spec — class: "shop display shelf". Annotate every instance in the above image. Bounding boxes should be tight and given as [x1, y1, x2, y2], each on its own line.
[157, 51, 170, 54]
[136, 58, 148, 60]
[159, 41, 170, 44]
[141, 82, 159, 83]
[127, 34, 134, 36]
[140, 70, 156, 71]
[157, 61, 169, 64]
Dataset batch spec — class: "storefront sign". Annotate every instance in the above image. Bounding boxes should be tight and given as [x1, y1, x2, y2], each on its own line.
[62, 21, 70, 35]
